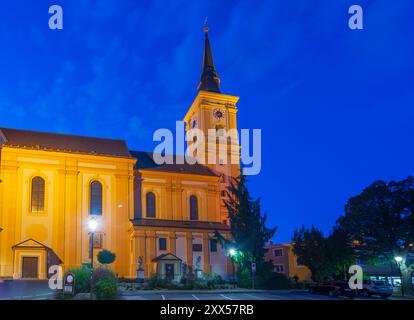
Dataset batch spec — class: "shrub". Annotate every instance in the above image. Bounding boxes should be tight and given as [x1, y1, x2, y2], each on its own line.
[97, 250, 116, 265]
[257, 272, 292, 290]
[93, 278, 118, 300]
[237, 268, 252, 288]
[205, 273, 225, 289]
[193, 280, 208, 290]
[65, 268, 90, 294]
[146, 274, 169, 289]
[92, 267, 116, 286]
[179, 277, 194, 290]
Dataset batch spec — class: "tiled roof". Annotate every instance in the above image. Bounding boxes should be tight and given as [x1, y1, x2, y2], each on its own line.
[131, 218, 230, 231]
[130, 150, 220, 177]
[0, 127, 132, 158]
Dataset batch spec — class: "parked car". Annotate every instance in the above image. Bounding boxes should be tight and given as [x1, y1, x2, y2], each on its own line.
[309, 281, 356, 299]
[357, 280, 393, 298]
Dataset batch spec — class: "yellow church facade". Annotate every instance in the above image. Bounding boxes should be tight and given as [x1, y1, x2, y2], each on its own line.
[0, 28, 240, 280]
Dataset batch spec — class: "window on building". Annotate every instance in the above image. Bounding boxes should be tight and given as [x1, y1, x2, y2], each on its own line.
[159, 238, 167, 251]
[193, 244, 202, 252]
[210, 239, 218, 252]
[273, 249, 283, 257]
[274, 264, 284, 273]
[190, 195, 198, 220]
[31, 176, 45, 212]
[146, 192, 156, 218]
[90, 181, 103, 215]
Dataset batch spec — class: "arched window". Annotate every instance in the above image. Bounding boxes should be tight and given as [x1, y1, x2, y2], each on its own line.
[146, 192, 156, 218]
[31, 177, 45, 212]
[190, 195, 198, 221]
[90, 181, 103, 215]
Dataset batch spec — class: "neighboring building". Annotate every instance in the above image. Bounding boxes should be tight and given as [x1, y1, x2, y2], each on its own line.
[359, 259, 414, 288]
[362, 263, 403, 287]
[0, 27, 240, 280]
[264, 243, 312, 282]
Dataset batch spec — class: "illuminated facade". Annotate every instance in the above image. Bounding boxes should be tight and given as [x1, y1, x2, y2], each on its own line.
[0, 28, 240, 280]
[264, 243, 312, 282]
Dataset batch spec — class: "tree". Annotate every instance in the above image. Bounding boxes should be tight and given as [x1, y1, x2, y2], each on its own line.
[292, 225, 354, 282]
[215, 175, 276, 284]
[325, 227, 356, 280]
[97, 250, 116, 266]
[292, 225, 328, 281]
[336, 177, 414, 296]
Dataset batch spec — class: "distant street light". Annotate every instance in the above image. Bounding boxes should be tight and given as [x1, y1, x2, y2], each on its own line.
[394, 256, 404, 297]
[228, 248, 237, 288]
[394, 256, 403, 263]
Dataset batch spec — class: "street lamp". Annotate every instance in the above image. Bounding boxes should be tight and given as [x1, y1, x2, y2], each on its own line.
[394, 256, 404, 297]
[88, 217, 98, 299]
[88, 217, 98, 268]
[228, 248, 237, 288]
[395, 256, 403, 263]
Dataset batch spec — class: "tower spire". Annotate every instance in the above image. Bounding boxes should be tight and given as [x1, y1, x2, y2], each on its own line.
[197, 21, 221, 93]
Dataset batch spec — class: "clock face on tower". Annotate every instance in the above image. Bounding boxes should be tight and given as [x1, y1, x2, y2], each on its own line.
[213, 108, 225, 120]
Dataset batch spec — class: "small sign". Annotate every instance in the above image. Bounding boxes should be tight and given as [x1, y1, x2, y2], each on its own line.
[63, 273, 75, 295]
[65, 273, 74, 284]
[251, 263, 256, 273]
[64, 285, 73, 293]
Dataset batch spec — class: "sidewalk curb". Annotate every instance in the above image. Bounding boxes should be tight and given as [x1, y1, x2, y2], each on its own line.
[120, 289, 307, 296]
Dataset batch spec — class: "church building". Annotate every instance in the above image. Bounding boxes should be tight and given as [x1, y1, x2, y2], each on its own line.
[0, 27, 240, 280]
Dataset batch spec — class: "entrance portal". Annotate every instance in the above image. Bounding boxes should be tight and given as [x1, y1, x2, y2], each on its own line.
[22, 257, 39, 279]
[166, 263, 174, 281]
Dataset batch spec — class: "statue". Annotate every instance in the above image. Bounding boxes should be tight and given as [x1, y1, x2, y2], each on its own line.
[195, 256, 202, 279]
[137, 256, 145, 282]
[195, 256, 201, 270]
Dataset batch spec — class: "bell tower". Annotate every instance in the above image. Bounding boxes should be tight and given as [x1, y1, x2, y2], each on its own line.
[184, 25, 240, 223]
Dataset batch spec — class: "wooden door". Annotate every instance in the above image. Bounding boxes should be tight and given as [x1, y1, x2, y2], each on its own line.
[22, 257, 39, 279]
[165, 264, 174, 281]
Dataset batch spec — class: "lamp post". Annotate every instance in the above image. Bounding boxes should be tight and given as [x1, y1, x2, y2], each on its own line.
[228, 248, 237, 288]
[394, 256, 404, 297]
[88, 217, 97, 299]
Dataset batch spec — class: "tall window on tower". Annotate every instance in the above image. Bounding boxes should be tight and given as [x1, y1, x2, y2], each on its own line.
[190, 195, 199, 220]
[146, 192, 156, 218]
[90, 181, 103, 215]
[31, 176, 45, 212]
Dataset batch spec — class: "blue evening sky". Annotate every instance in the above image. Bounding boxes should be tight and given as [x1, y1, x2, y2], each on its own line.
[0, 1, 413, 242]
